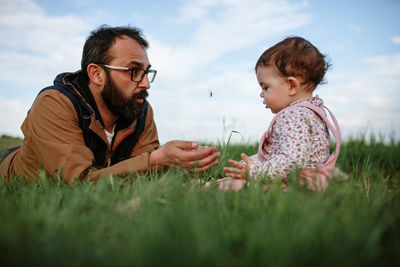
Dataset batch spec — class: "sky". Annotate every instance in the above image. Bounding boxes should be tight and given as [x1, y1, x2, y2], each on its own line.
[0, 0, 399, 144]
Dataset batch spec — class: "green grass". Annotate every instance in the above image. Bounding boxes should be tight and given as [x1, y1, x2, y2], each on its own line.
[0, 135, 22, 150]
[1, 135, 399, 266]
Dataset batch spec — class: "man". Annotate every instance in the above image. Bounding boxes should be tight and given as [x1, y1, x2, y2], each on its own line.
[0, 25, 220, 183]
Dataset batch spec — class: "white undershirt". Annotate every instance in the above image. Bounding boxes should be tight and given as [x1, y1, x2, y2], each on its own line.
[104, 125, 116, 145]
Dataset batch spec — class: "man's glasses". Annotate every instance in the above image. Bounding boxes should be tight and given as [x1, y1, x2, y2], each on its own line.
[99, 64, 157, 83]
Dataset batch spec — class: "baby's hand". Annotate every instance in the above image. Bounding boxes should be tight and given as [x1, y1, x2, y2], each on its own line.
[223, 153, 254, 180]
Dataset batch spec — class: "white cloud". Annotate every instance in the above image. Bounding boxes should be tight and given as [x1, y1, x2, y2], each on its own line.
[0, 0, 95, 139]
[0, 0, 91, 87]
[1, 0, 310, 143]
[174, 0, 217, 22]
[0, 99, 30, 137]
[2, 0, 398, 144]
[149, 0, 310, 84]
[348, 24, 362, 33]
[322, 54, 400, 140]
[364, 55, 400, 77]
[149, 68, 270, 143]
[392, 36, 400, 44]
[145, 0, 313, 142]
[0, 0, 95, 138]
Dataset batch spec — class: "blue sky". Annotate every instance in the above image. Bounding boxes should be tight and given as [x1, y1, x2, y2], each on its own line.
[1, 0, 399, 144]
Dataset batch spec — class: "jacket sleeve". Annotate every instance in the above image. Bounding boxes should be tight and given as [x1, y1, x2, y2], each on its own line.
[22, 89, 159, 184]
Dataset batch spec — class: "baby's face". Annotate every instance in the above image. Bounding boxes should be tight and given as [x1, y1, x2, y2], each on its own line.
[256, 66, 292, 114]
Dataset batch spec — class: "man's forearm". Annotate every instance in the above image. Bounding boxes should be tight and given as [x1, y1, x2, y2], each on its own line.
[83, 152, 151, 183]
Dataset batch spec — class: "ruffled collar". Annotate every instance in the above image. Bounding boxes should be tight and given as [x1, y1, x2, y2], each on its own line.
[290, 95, 324, 108]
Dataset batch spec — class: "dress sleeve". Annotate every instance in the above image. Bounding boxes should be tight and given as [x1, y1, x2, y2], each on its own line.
[249, 108, 313, 179]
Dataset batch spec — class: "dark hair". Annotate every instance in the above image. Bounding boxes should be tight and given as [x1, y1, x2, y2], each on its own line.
[81, 25, 149, 81]
[255, 37, 330, 90]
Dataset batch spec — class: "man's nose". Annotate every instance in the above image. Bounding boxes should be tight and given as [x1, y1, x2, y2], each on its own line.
[138, 75, 150, 89]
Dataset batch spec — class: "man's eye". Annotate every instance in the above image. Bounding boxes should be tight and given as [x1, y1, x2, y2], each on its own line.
[262, 87, 268, 91]
[131, 68, 139, 75]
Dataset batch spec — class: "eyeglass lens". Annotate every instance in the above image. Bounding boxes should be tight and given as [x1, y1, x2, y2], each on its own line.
[131, 69, 156, 83]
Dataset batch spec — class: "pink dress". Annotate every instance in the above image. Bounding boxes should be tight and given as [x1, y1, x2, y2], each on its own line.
[217, 96, 341, 191]
[251, 96, 341, 190]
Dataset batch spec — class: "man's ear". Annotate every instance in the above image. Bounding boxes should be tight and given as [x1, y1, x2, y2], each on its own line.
[87, 63, 104, 86]
[287, 76, 301, 96]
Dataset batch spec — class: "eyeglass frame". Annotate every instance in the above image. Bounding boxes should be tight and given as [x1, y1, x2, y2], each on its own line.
[99, 64, 157, 83]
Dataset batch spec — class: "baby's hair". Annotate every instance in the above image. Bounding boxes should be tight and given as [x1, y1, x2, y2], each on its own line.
[255, 36, 330, 91]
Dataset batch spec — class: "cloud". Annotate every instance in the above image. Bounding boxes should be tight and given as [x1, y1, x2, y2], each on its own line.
[149, 68, 271, 143]
[146, 0, 314, 142]
[174, 0, 217, 22]
[144, 0, 313, 142]
[364, 55, 400, 77]
[0, 0, 311, 142]
[0, 0, 91, 87]
[0, 0, 93, 137]
[348, 24, 362, 33]
[323, 54, 400, 139]
[149, 0, 311, 84]
[0, 99, 30, 137]
[2, 0, 397, 144]
[392, 36, 400, 44]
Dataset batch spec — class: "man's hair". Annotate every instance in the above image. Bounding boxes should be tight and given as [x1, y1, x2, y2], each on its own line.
[81, 25, 149, 81]
[255, 36, 330, 90]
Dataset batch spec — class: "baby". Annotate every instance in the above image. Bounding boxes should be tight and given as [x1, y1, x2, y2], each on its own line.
[222, 37, 341, 191]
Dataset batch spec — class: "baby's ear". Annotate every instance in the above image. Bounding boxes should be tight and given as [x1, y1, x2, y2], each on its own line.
[287, 76, 301, 96]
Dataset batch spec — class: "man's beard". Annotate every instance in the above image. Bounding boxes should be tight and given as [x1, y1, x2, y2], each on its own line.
[101, 74, 148, 121]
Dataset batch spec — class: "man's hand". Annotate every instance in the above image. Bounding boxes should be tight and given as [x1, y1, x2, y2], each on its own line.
[223, 153, 254, 180]
[148, 140, 220, 172]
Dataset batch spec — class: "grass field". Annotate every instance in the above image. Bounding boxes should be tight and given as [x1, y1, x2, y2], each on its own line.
[0, 135, 22, 150]
[0, 134, 399, 266]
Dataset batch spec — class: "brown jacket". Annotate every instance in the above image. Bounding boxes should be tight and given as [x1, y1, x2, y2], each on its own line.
[0, 75, 159, 184]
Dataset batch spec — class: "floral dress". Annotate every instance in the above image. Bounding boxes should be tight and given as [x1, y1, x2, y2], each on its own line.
[249, 96, 331, 179]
